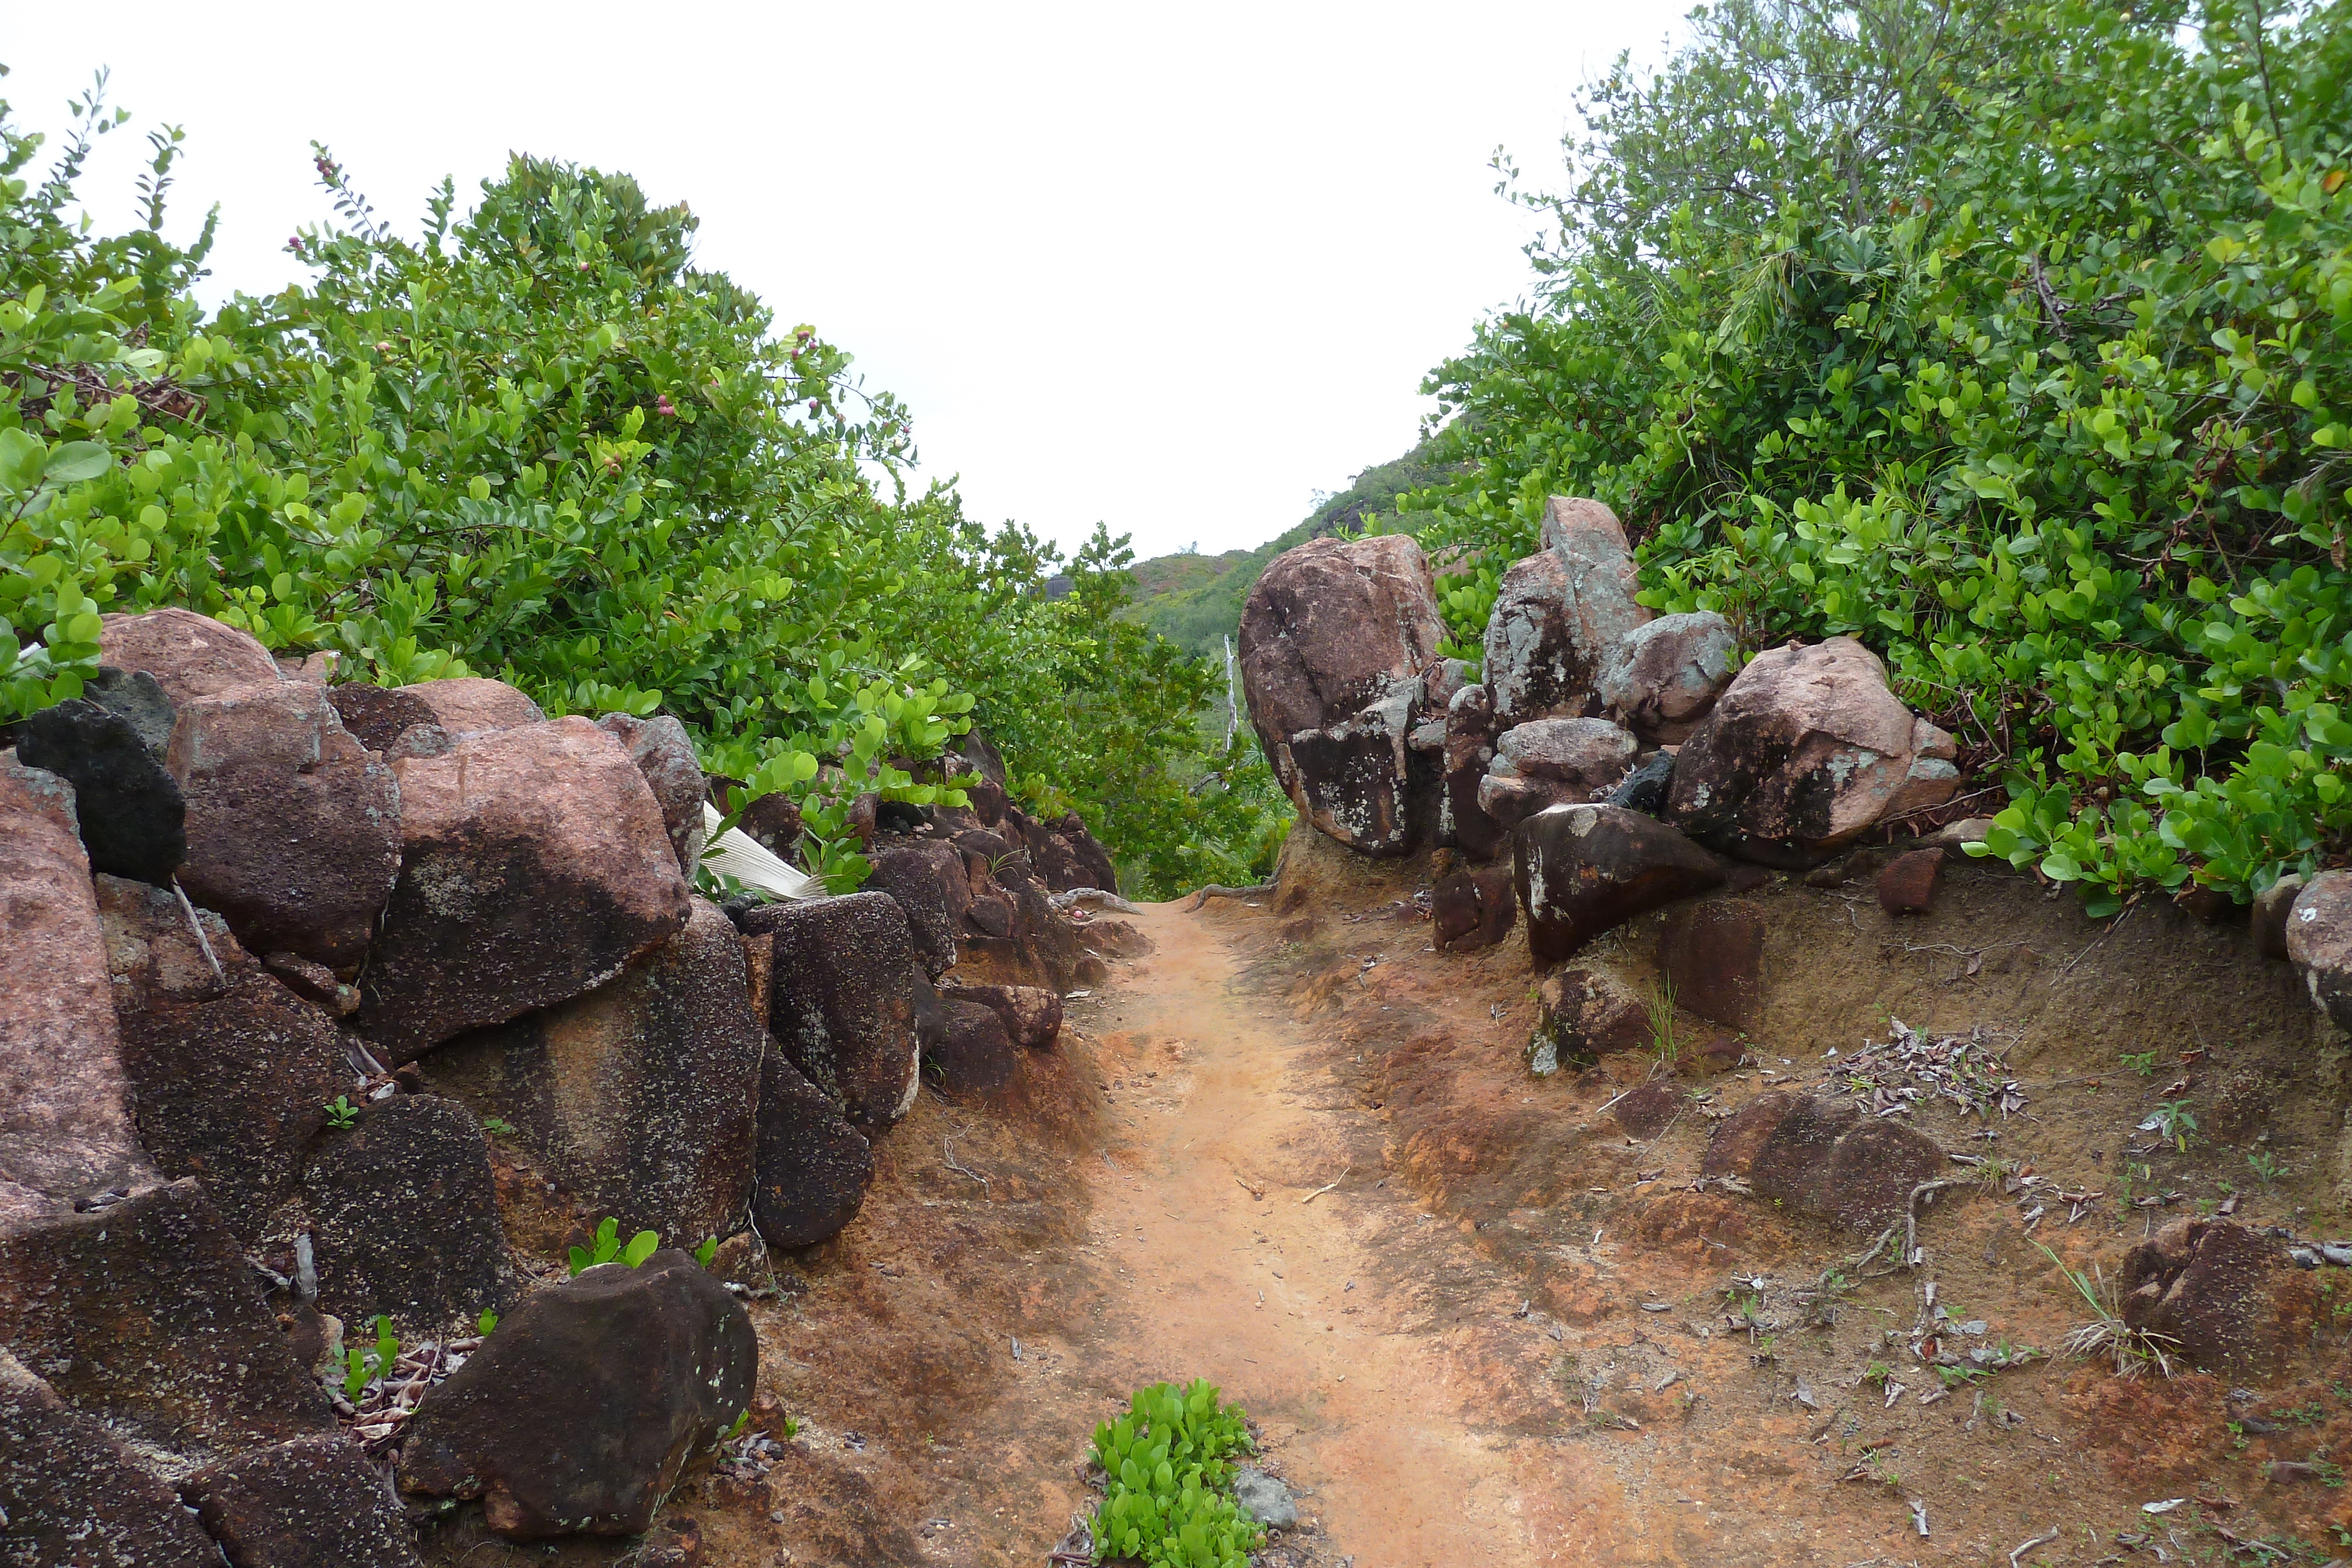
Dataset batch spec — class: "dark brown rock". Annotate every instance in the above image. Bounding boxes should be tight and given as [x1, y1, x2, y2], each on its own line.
[2252, 874, 2304, 962]
[1529, 967, 1652, 1072]
[1476, 717, 1639, 829]
[865, 838, 968, 979]
[397, 1252, 755, 1539]
[329, 678, 547, 756]
[1876, 848, 1945, 915]
[2121, 1218, 2306, 1378]
[166, 679, 401, 972]
[261, 950, 356, 1016]
[928, 1001, 1017, 1094]
[1514, 803, 1726, 962]
[431, 900, 763, 1250]
[1609, 1081, 1685, 1139]
[97, 607, 279, 708]
[0, 1346, 221, 1567]
[183, 1433, 424, 1568]
[96, 875, 352, 1242]
[1701, 1090, 1944, 1233]
[1050, 811, 1121, 895]
[740, 892, 920, 1131]
[302, 1095, 513, 1333]
[596, 713, 707, 877]
[1238, 534, 1445, 758]
[1280, 694, 1418, 856]
[1432, 865, 1516, 953]
[1656, 900, 1766, 1031]
[15, 696, 186, 883]
[947, 984, 1063, 1048]
[0, 757, 156, 1223]
[1666, 638, 1959, 864]
[751, 1048, 873, 1248]
[2286, 872, 2352, 1034]
[0, 1180, 336, 1464]
[1078, 916, 1152, 959]
[1439, 684, 1504, 858]
[357, 718, 691, 1064]
[1808, 1119, 1946, 1233]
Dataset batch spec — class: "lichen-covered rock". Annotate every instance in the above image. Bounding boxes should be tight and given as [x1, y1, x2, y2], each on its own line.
[2121, 1218, 2308, 1378]
[1528, 967, 1650, 1073]
[928, 1000, 1017, 1094]
[1656, 899, 1766, 1031]
[356, 718, 691, 1064]
[0, 1346, 222, 1567]
[97, 607, 280, 708]
[1280, 691, 1420, 855]
[751, 1048, 873, 1248]
[183, 1433, 426, 1568]
[594, 713, 706, 878]
[303, 1095, 514, 1333]
[432, 900, 763, 1249]
[0, 1180, 336, 1465]
[2286, 871, 2352, 1035]
[1595, 611, 1738, 744]
[948, 983, 1064, 1048]
[1475, 717, 1640, 830]
[1238, 534, 1445, 761]
[14, 694, 186, 883]
[865, 837, 968, 980]
[1482, 497, 1651, 730]
[397, 1251, 755, 1539]
[1440, 683, 1505, 858]
[1514, 802, 1725, 962]
[0, 757, 156, 1223]
[96, 875, 351, 1242]
[1432, 864, 1516, 953]
[166, 678, 402, 973]
[1665, 637, 1959, 864]
[739, 892, 920, 1131]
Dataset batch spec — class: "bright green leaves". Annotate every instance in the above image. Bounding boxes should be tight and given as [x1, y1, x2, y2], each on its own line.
[1087, 1380, 1263, 1568]
[566, 1216, 662, 1276]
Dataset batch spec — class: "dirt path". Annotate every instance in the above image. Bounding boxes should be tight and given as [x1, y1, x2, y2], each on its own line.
[1058, 901, 1555, 1566]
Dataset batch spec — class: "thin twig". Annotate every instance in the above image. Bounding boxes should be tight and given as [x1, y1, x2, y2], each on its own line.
[1300, 1168, 1350, 1204]
[171, 875, 225, 988]
[943, 1134, 990, 1196]
[2009, 1527, 2059, 1566]
[1905, 1181, 1965, 1268]
[1184, 881, 1277, 912]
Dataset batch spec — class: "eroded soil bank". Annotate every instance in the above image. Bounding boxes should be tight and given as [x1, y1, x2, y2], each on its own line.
[462, 840, 2352, 1567]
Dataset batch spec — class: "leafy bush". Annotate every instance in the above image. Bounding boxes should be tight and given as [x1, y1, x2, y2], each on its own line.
[0, 68, 1275, 898]
[1089, 1379, 1264, 1568]
[1403, 0, 2352, 910]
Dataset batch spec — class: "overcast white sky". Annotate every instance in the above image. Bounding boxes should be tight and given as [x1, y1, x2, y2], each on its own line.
[1, 2, 1688, 560]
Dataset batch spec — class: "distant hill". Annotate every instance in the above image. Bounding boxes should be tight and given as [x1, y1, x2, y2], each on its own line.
[1124, 442, 1449, 661]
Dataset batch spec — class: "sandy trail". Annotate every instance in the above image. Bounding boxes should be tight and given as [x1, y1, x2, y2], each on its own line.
[1062, 901, 1549, 1567]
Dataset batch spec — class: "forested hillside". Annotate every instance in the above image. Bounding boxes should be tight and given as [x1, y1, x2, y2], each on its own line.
[1394, 0, 2352, 911]
[0, 75, 1284, 898]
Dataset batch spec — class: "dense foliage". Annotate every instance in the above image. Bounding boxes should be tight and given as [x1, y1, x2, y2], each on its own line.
[1088, 1379, 1264, 1568]
[1406, 0, 2352, 910]
[0, 69, 1282, 897]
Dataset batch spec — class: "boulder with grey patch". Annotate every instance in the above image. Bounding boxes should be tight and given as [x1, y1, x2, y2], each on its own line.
[14, 691, 186, 883]
[1595, 610, 1739, 744]
[1475, 717, 1640, 830]
[1528, 966, 1651, 1071]
[1440, 683, 1504, 858]
[1513, 802, 1725, 962]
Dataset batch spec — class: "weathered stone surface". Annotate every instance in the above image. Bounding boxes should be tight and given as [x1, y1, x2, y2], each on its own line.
[1529, 967, 1651, 1073]
[1483, 498, 1651, 730]
[947, 984, 1063, 1048]
[184, 1433, 425, 1568]
[1877, 848, 1945, 915]
[2286, 872, 2352, 1035]
[358, 718, 691, 1064]
[1609, 1081, 1685, 1139]
[865, 838, 968, 979]
[0, 757, 155, 1222]
[16, 696, 186, 882]
[98, 607, 279, 708]
[1514, 803, 1725, 962]
[0, 1346, 222, 1566]
[85, 665, 179, 755]
[1281, 691, 1416, 855]
[166, 678, 401, 972]
[928, 1001, 1017, 1095]
[1439, 683, 1504, 858]
[1666, 637, 1959, 864]
[2253, 874, 2305, 962]
[1604, 750, 1676, 817]
[1595, 611, 1738, 744]
[397, 1251, 755, 1539]
[1700, 1091, 1944, 1233]
[432, 900, 763, 1249]
[1432, 864, 1516, 953]
[303, 1095, 513, 1333]
[1238, 533, 1445, 760]
[96, 875, 350, 1242]
[328, 678, 546, 760]
[0, 1180, 335, 1464]
[751, 1048, 873, 1248]
[740, 892, 920, 1131]
[1077, 915, 1152, 959]
[1476, 717, 1639, 830]
[1656, 899, 1765, 1031]
[596, 713, 706, 877]
[2122, 1218, 2307, 1378]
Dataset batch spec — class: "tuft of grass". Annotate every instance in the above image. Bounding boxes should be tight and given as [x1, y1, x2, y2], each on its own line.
[1645, 978, 1681, 1073]
[2036, 1241, 2179, 1379]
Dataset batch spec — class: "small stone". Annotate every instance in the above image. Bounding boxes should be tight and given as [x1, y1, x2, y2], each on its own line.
[1656, 900, 1766, 1030]
[1877, 848, 1945, 915]
[947, 983, 1064, 1048]
[928, 1001, 1017, 1094]
[1610, 1081, 1685, 1139]
[1439, 683, 1504, 858]
[2120, 1219, 2303, 1378]
[1432, 864, 1516, 952]
[1231, 1466, 1298, 1530]
[1531, 968, 1652, 1069]
[750, 1049, 873, 1249]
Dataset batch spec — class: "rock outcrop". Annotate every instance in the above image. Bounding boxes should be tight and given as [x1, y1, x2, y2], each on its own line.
[1655, 898, 1766, 1031]
[947, 982, 1064, 1049]
[2286, 871, 2352, 1035]
[1432, 863, 1516, 952]
[740, 892, 921, 1131]
[1514, 803, 1725, 962]
[1665, 637, 1959, 864]
[1594, 610, 1738, 744]
[928, 999, 1018, 1094]
[397, 1251, 754, 1538]
[357, 717, 691, 1063]
[1475, 717, 1639, 830]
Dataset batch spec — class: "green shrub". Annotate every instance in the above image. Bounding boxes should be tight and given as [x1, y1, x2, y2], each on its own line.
[1088, 1379, 1264, 1568]
[1401, 0, 2352, 911]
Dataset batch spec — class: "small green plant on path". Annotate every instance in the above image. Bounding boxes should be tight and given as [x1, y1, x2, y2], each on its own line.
[2250, 1149, 2284, 1188]
[323, 1095, 358, 1130]
[567, 1216, 660, 1277]
[343, 1314, 397, 1399]
[1645, 979, 1681, 1073]
[1089, 1379, 1264, 1568]
[2144, 1099, 2199, 1153]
